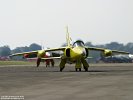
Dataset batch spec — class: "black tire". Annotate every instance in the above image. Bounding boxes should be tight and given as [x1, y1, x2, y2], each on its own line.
[85, 68, 88, 72]
[60, 68, 63, 72]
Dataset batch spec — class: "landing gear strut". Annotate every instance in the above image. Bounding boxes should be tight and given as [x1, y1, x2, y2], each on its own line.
[37, 58, 41, 67]
[81, 59, 89, 72]
[59, 59, 66, 72]
[84, 66, 88, 72]
[75, 60, 82, 72]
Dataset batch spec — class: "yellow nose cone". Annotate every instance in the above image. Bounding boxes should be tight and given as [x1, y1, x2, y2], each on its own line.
[71, 47, 84, 59]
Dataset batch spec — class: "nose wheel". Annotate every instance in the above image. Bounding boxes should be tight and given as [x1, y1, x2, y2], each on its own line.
[75, 68, 81, 72]
[84, 67, 88, 72]
[75, 60, 82, 72]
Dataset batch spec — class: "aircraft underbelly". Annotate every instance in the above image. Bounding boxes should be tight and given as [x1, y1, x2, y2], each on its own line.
[66, 57, 81, 64]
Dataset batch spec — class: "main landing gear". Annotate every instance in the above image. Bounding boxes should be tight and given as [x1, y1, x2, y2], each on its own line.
[59, 59, 66, 72]
[59, 59, 89, 72]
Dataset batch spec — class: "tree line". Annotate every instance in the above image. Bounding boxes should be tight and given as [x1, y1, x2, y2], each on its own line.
[0, 42, 133, 57]
[0, 43, 41, 57]
[85, 42, 133, 53]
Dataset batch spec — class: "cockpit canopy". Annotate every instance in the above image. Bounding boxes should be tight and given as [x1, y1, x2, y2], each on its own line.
[73, 40, 85, 47]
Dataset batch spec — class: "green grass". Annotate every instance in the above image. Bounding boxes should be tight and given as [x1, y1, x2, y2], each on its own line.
[0, 61, 35, 65]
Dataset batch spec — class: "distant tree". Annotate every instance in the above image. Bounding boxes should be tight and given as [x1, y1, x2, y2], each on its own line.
[11, 46, 30, 54]
[11, 47, 21, 54]
[20, 46, 30, 52]
[11, 43, 41, 54]
[105, 42, 124, 50]
[85, 42, 93, 47]
[124, 42, 133, 53]
[29, 43, 41, 51]
[126, 42, 133, 49]
[85, 42, 105, 48]
[0, 45, 11, 56]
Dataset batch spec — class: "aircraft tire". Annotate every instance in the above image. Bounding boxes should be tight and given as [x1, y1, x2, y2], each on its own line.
[75, 68, 78, 71]
[84, 67, 88, 72]
[79, 68, 81, 71]
[60, 67, 64, 72]
[37, 58, 41, 67]
[60, 68, 63, 72]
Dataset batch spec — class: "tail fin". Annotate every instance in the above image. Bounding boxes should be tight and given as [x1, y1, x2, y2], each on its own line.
[66, 26, 71, 47]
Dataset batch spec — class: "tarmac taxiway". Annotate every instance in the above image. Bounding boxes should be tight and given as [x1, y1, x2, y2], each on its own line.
[0, 63, 133, 100]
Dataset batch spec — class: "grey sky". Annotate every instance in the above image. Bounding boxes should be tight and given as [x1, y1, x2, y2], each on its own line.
[0, 0, 133, 49]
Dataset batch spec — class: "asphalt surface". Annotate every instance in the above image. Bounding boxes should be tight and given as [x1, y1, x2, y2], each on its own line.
[0, 63, 133, 100]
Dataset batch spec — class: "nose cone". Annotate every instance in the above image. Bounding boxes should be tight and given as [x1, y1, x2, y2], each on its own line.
[75, 50, 82, 56]
[72, 47, 86, 59]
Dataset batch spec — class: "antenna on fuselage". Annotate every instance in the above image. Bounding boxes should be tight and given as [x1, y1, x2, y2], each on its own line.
[66, 26, 72, 47]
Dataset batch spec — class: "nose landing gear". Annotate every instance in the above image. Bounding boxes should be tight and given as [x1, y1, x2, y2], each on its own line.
[75, 68, 81, 72]
[75, 60, 82, 72]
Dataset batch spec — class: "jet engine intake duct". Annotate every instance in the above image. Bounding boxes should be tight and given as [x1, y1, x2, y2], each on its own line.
[66, 48, 70, 57]
[37, 50, 45, 58]
[85, 48, 89, 57]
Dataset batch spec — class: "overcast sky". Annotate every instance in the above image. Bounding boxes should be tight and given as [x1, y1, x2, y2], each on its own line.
[0, 0, 133, 49]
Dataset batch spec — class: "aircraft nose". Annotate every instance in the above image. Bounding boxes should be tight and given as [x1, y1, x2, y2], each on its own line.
[75, 49, 85, 58]
[72, 47, 87, 59]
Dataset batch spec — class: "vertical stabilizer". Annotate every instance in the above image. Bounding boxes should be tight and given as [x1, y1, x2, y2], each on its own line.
[66, 26, 71, 47]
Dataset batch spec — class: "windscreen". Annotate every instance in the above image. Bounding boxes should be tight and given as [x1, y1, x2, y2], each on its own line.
[73, 40, 85, 47]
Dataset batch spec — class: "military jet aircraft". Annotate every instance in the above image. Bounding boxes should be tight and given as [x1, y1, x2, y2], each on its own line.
[10, 27, 129, 71]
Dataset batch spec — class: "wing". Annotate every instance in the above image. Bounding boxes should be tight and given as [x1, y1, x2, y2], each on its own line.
[9, 47, 66, 58]
[44, 47, 66, 52]
[41, 57, 61, 60]
[26, 57, 61, 60]
[87, 47, 129, 56]
[9, 50, 38, 57]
